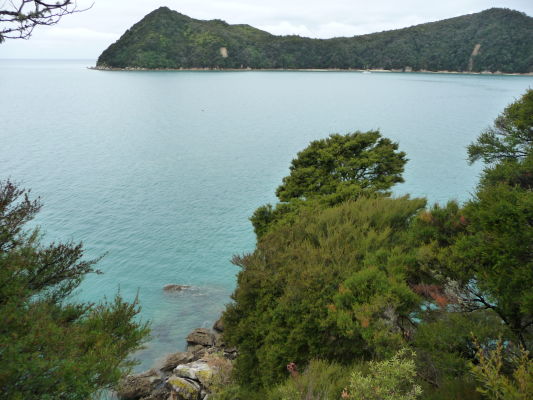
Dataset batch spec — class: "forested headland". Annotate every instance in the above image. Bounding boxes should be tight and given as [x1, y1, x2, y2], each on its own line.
[96, 7, 533, 73]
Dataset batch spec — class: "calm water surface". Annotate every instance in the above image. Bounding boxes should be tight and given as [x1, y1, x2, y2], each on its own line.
[1, 59, 532, 371]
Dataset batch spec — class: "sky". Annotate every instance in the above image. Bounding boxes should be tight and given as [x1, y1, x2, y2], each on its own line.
[1, 0, 532, 60]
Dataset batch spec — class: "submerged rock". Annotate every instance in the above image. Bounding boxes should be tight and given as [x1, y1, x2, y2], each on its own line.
[163, 284, 191, 292]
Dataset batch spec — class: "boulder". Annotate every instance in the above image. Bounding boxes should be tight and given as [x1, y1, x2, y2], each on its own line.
[116, 369, 162, 400]
[160, 351, 196, 372]
[213, 332, 225, 348]
[187, 344, 208, 357]
[167, 376, 202, 400]
[212, 318, 224, 333]
[174, 360, 214, 388]
[186, 328, 215, 347]
[163, 284, 191, 292]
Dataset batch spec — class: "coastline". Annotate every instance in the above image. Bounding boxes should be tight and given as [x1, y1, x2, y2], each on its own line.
[89, 66, 533, 76]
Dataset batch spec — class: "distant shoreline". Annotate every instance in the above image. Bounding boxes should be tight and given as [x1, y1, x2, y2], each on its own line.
[88, 66, 533, 76]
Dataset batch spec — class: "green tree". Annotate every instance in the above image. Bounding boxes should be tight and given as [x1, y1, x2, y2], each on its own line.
[467, 89, 533, 164]
[251, 131, 407, 238]
[276, 131, 406, 202]
[0, 180, 150, 400]
[224, 195, 425, 391]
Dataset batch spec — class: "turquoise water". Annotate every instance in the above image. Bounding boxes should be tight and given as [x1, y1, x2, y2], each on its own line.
[1, 59, 532, 371]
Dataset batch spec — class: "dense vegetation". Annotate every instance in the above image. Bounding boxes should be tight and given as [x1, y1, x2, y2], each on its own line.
[216, 90, 533, 400]
[97, 7, 533, 73]
[0, 182, 150, 399]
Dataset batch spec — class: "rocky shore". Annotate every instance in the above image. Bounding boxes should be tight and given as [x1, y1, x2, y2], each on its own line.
[116, 318, 235, 400]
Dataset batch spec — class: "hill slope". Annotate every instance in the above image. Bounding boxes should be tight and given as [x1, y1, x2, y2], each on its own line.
[96, 7, 533, 73]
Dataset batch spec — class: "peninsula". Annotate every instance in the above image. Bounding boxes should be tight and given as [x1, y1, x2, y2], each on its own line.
[96, 7, 533, 73]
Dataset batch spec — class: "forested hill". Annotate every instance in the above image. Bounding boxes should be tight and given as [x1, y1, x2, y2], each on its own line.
[96, 7, 533, 73]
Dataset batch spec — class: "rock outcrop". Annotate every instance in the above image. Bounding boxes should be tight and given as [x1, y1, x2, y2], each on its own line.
[116, 323, 235, 400]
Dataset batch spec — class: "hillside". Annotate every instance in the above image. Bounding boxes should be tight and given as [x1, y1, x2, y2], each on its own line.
[96, 7, 533, 72]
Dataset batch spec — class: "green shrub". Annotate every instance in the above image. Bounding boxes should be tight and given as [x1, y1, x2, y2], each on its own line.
[347, 348, 422, 400]
[267, 359, 349, 400]
[470, 340, 533, 400]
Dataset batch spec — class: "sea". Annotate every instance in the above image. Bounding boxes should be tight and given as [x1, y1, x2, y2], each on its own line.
[1, 59, 532, 372]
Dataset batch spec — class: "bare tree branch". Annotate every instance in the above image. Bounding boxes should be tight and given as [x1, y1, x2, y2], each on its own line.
[0, 0, 92, 42]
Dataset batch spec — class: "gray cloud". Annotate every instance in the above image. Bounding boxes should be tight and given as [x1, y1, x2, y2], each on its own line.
[1, 0, 531, 59]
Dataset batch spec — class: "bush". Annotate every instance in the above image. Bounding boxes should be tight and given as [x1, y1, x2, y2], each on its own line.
[267, 359, 349, 400]
[347, 348, 422, 400]
[470, 340, 533, 400]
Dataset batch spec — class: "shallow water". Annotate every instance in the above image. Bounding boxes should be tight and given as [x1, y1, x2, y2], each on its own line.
[1, 59, 532, 371]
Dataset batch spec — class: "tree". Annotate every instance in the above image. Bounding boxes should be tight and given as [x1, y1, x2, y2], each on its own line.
[0, 1, 89, 43]
[406, 91, 533, 357]
[0, 180, 150, 399]
[276, 131, 407, 202]
[251, 131, 407, 238]
[467, 89, 533, 164]
[224, 195, 425, 390]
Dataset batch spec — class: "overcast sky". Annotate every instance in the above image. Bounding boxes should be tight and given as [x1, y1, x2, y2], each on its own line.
[1, 0, 532, 60]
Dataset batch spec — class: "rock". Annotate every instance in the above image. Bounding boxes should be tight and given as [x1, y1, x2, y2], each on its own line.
[142, 387, 171, 400]
[223, 347, 238, 360]
[167, 376, 201, 400]
[163, 284, 191, 292]
[116, 369, 162, 400]
[213, 332, 225, 348]
[174, 361, 214, 388]
[212, 317, 224, 332]
[186, 328, 215, 347]
[160, 351, 196, 372]
[187, 344, 207, 355]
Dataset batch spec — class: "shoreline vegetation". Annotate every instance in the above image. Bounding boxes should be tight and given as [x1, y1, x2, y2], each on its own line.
[89, 66, 533, 76]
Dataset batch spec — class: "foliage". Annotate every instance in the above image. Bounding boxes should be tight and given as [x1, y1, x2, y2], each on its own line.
[97, 7, 533, 73]
[267, 359, 349, 400]
[470, 340, 533, 400]
[276, 131, 406, 202]
[251, 131, 406, 239]
[0, 180, 150, 400]
[347, 348, 422, 400]
[202, 353, 234, 398]
[223, 91, 533, 396]
[420, 378, 482, 400]
[468, 89, 533, 164]
[413, 311, 509, 384]
[224, 195, 425, 389]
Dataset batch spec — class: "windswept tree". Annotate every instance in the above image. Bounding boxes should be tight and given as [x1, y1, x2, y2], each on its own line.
[0, 180, 150, 399]
[0, 0, 89, 42]
[276, 131, 407, 202]
[251, 130, 407, 238]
